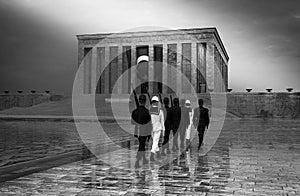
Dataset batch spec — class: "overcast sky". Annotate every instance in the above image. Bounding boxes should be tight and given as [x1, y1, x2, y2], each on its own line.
[0, 0, 299, 93]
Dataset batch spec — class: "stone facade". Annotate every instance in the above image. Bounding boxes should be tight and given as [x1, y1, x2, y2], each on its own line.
[77, 28, 229, 94]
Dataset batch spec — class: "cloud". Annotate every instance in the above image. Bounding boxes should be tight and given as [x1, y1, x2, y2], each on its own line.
[0, 0, 299, 92]
[0, 1, 76, 93]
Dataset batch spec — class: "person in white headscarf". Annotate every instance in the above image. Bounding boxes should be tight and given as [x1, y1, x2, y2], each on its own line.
[185, 99, 194, 151]
[149, 96, 165, 161]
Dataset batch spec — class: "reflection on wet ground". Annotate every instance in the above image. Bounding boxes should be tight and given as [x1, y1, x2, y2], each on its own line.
[0, 119, 299, 195]
[0, 121, 85, 167]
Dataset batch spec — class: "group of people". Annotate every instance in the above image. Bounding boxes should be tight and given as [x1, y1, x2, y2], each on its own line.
[131, 95, 210, 167]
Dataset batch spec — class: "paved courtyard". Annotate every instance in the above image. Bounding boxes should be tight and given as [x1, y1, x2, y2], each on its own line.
[0, 118, 299, 195]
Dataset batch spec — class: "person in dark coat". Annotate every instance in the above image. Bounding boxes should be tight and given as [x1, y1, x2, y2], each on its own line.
[161, 97, 173, 155]
[131, 94, 152, 167]
[193, 99, 210, 150]
[171, 98, 181, 151]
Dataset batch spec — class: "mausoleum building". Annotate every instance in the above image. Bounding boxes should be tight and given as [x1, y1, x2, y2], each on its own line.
[77, 28, 229, 94]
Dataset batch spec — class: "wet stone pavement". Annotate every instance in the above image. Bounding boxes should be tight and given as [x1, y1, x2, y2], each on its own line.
[0, 121, 85, 167]
[0, 119, 299, 195]
[0, 120, 133, 168]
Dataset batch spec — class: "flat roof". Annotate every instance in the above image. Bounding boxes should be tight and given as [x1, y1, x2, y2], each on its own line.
[77, 27, 229, 61]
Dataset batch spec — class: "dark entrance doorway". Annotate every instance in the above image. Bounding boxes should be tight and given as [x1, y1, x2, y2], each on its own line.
[153, 45, 163, 94]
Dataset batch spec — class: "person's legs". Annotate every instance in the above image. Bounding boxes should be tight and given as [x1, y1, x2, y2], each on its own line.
[186, 124, 191, 140]
[197, 126, 205, 150]
[138, 136, 146, 152]
[158, 130, 164, 156]
[179, 126, 185, 149]
[162, 129, 171, 146]
[150, 131, 161, 161]
[136, 136, 145, 167]
[186, 125, 191, 151]
[138, 136, 148, 165]
[157, 131, 163, 158]
[135, 151, 142, 168]
[172, 127, 179, 151]
[162, 129, 171, 155]
[153, 131, 161, 153]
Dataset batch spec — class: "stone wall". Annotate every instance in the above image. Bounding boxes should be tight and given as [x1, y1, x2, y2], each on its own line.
[0, 93, 299, 118]
[149, 92, 300, 118]
[0, 94, 64, 111]
[185, 92, 300, 118]
[226, 93, 300, 118]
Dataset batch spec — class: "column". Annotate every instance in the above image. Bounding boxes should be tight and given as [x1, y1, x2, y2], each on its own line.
[221, 59, 224, 92]
[214, 46, 221, 92]
[109, 46, 118, 94]
[117, 45, 123, 94]
[83, 47, 92, 94]
[122, 46, 131, 94]
[167, 44, 177, 94]
[77, 47, 84, 94]
[191, 42, 197, 93]
[148, 45, 154, 94]
[181, 43, 191, 94]
[131, 45, 136, 91]
[197, 43, 207, 93]
[104, 47, 110, 94]
[206, 42, 214, 92]
[177, 43, 182, 95]
[91, 47, 97, 94]
[162, 43, 168, 94]
[78, 45, 84, 68]
[97, 47, 105, 94]
[225, 63, 228, 91]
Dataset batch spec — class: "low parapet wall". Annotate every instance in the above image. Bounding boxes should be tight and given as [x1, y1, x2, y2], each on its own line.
[136, 92, 300, 118]
[226, 92, 300, 118]
[0, 94, 64, 111]
[0, 93, 299, 118]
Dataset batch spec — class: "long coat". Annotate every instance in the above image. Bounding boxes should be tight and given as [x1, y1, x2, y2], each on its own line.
[171, 106, 181, 130]
[131, 105, 152, 137]
[193, 106, 210, 129]
[180, 106, 192, 131]
[162, 106, 173, 131]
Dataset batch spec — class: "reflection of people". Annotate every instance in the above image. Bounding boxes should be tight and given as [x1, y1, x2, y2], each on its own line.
[171, 98, 181, 151]
[131, 95, 152, 167]
[193, 99, 210, 150]
[186, 151, 196, 186]
[196, 155, 209, 175]
[149, 165, 165, 195]
[185, 100, 194, 151]
[134, 169, 146, 189]
[161, 97, 173, 155]
[149, 96, 165, 161]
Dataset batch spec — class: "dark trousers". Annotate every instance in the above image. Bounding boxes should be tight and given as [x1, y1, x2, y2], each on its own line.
[172, 127, 179, 149]
[162, 129, 171, 148]
[197, 126, 205, 147]
[136, 136, 148, 162]
[138, 136, 148, 152]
